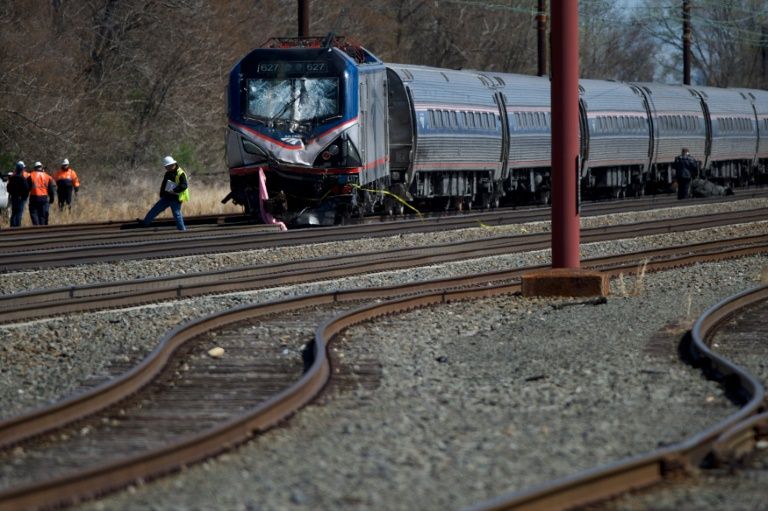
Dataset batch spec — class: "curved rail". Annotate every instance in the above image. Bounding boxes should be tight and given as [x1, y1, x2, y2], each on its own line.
[465, 284, 768, 511]
[0, 248, 767, 509]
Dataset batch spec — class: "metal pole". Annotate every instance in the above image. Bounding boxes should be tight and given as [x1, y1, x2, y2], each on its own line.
[298, 0, 309, 37]
[537, 0, 548, 77]
[683, 0, 691, 85]
[550, 0, 580, 269]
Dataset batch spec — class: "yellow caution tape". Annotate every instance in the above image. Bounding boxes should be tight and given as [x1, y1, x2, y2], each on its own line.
[350, 183, 423, 217]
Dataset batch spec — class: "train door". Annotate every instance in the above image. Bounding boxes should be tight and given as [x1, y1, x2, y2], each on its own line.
[368, 70, 389, 182]
[358, 80, 369, 179]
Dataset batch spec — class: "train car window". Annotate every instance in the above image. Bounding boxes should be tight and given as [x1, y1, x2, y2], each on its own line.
[451, 111, 458, 128]
[428, 110, 436, 128]
[441, 110, 449, 128]
[513, 112, 520, 130]
[462, 111, 468, 127]
[492, 114, 497, 129]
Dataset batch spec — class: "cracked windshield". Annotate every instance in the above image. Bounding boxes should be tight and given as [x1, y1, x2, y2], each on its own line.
[247, 77, 339, 125]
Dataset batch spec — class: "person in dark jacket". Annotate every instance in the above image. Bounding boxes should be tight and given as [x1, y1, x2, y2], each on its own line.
[7, 161, 30, 227]
[140, 155, 190, 231]
[673, 148, 698, 199]
[26, 162, 56, 225]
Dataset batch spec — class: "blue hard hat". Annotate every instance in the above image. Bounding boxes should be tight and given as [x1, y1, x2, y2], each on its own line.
[15, 161, 25, 171]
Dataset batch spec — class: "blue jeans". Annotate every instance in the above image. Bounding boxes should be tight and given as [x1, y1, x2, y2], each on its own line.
[142, 196, 186, 231]
[10, 197, 26, 227]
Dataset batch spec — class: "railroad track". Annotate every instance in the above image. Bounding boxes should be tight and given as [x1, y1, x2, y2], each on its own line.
[469, 284, 768, 511]
[0, 241, 766, 510]
[2, 210, 768, 322]
[2, 192, 767, 272]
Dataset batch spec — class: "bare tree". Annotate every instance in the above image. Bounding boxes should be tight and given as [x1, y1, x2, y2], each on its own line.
[635, 0, 768, 87]
[580, 0, 658, 81]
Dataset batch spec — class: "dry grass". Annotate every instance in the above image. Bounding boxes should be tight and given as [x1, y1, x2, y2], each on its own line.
[761, 266, 768, 285]
[3, 175, 242, 227]
[616, 259, 650, 297]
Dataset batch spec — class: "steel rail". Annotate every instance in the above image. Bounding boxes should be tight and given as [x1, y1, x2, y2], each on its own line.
[466, 285, 768, 511]
[0, 245, 766, 510]
[0, 213, 246, 238]
[2, 187, 766, 244]
[2, 201, 767, 271]
[1, 219, 767, 324]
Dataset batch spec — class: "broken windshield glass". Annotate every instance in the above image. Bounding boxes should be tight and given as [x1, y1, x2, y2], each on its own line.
[246, 78, 339, 124]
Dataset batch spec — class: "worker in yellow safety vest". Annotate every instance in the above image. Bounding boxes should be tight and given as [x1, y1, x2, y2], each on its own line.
[140, 155, 189, 231]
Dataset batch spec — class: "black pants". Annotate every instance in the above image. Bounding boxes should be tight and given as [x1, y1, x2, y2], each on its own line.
[29, 196, 50, 225]
[57, 184, 74, 210]
[677, 178, 691, 199]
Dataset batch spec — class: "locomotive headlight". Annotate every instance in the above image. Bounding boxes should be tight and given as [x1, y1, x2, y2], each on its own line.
[328, 144, 340, 156]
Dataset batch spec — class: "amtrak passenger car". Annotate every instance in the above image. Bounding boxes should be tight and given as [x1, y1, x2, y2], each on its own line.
[227, 37, 768, 225]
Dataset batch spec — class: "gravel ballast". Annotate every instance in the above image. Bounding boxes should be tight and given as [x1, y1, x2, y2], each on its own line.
[73, 256, 768, 511]
[2, 198, 767, 295]
[0, 201, 766, 510]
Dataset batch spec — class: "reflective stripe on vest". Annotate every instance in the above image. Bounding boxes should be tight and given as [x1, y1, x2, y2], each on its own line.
[29, 172, 51, 197]
[175, 168, 190, 203]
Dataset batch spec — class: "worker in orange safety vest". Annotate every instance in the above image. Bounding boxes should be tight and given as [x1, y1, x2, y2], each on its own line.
[53, 158, 81, 211]
[26, 162, 56, 225]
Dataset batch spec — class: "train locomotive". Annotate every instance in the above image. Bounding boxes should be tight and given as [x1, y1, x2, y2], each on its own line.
[225, 36, 768, 226]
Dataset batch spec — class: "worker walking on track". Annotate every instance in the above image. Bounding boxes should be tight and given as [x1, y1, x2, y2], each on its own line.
[53, 158, 80, 211]
[141, 155, 189, 231]
[27, 162, 56, 225]
[7, 161, 30, 228]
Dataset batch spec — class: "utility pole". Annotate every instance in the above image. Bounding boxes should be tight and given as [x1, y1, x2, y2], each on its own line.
[521, 0, 607, 298]
[298, 0, 310, 37]
[683, 0, 692, 85]
[537, 0, 548, 77]
[550, 0, 580, 269]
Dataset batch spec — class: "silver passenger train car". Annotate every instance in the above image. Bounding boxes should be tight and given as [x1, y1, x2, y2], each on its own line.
[227, 38, 767, 225]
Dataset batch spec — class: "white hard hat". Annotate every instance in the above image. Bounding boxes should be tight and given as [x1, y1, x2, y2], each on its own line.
[34, 161, 43, 168]
[62, 158, 69, 165]
[162, 156, 177, 167]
